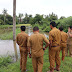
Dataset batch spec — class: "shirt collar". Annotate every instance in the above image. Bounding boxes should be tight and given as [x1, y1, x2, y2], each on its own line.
[52, 27, 56, 30]
[21, 31, 25, 33]
[34, 32, 39, 34]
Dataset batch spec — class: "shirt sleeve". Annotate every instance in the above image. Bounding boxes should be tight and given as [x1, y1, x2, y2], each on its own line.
[43, 35, 49, 44]
[49, 32, 53, 41]
[27, 37, 31, 47]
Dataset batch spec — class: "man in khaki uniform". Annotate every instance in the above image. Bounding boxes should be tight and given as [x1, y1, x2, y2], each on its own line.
[27, 26, 49, 72]
[16, 26, 29, 72]
[47, 21, 61, 72]
[66, 26, 72, 57]
[59, 26, 68, 61]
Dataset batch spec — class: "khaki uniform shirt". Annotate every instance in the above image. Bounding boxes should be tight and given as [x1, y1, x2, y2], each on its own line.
[27, 32, 49, 57]
[67, 32, 72, 45]
[60, 31, 68, 47]
[49, 27, 61, 49]
[16, 31, 29, 49]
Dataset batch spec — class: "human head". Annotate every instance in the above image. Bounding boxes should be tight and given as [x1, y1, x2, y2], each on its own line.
[20, 26, 26, 31]
[59, 26, 63, 31]
[33, 26, 39, 32]
[50, 21, 56, 29]
[69, 26, 72, 30]
[68, 26, 72, 32]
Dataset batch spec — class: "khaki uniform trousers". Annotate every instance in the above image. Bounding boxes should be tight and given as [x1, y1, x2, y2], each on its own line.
[66, 44, 72, 57]
[32, 55, 43, 72]
[20, 47, 28, 72]
[49, 47, 61, 71]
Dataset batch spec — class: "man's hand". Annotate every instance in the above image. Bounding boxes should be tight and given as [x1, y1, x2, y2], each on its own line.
[29, 53, 31, 58]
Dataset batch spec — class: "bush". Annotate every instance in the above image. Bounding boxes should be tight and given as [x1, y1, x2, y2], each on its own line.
[33, 24, 40, 28]
[43, 26, 51, 32]
[0, 56, 12, 67]
[0, 19, 4, 25]
[56, 16, 72, 32]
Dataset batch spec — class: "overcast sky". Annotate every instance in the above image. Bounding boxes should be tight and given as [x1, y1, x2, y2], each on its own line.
[0, 0, 72, 18]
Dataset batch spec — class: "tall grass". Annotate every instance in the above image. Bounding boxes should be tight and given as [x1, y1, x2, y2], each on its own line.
[0, 56, 12, 67]
[0, 50, 72, 72]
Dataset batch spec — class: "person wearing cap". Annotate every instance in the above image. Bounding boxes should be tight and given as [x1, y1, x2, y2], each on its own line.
[16, 26, 29, 72]
[47, 21, 61, 72]
[27, 26, 49, 72]
[59, 26, 68, 61]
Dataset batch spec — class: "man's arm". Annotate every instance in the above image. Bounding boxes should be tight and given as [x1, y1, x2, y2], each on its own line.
[69, 33, 72, 37]
[27, 37, 31, 58]
[43, 35, 50, 50]
[49, 32, 53, 49]
[49, 40, 52, 49]
[16, 35, 19, 45]
[28, 47, 31, 58]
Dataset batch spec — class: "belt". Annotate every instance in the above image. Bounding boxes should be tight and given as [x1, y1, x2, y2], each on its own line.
[20, 46, 27, 47]
[51, 45, 59, 47]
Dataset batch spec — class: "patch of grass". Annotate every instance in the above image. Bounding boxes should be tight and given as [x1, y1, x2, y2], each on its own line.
[0, 24, 31, 29]
[0, 28, 28, 40]
[0, 56, 12, 67]
[0, 50, 72, 72]
[0, 24, 31, 40]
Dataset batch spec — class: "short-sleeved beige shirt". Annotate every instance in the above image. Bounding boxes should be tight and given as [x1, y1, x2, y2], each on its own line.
[16, 32, 29, 47]
[61, 31, 68, 43]
[49, 27, 61, 47]
[27, 32, 49, 57]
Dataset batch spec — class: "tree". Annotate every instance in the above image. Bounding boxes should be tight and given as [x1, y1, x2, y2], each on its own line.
[18, 13, 23, 23]
[13, 0, 18, 61]
[2, 8, 7, 24]
[60, 16, 65, 19]
[48, 12, 58, 21]
[6, 15, 13, 25]
[23, 13, 32, 24]
[31, 14, 43, 24]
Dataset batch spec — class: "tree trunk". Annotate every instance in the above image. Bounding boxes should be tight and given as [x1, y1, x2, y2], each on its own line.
[13, 0, 16, 40]
[13, 0, 18, 61]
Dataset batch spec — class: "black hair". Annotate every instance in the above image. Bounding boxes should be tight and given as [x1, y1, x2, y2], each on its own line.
[59, 26, 63, 31]
[20, 26, 26, 31]
[69, 26, 72, 29]
[33, 26, 39, 31]
[50, 21, 56, 27]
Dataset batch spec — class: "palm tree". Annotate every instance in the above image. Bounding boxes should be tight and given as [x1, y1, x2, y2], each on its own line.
[18, 13, 23, 23]
[2, 9, 7, 24]
[13, 0, 18, 61]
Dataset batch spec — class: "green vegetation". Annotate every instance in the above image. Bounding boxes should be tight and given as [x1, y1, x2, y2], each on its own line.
[56, 16, 72, 32]
[0, 24, 31, 29]
[0, 8, 72, 32]
[0, 50, 72, 72]
[0, 24, 31, 40]
[0, 56, 12, 67]
[33, 16, 72, 32]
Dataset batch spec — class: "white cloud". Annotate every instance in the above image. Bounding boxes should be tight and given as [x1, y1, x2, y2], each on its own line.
[0, 0, 72, 18]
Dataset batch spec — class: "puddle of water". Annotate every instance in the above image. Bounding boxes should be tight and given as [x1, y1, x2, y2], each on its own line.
[0, 40, 19, 56]
[0, 26, 49, 56]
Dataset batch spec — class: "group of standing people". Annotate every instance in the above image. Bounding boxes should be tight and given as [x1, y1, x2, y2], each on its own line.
[16, 21, 72, 72]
